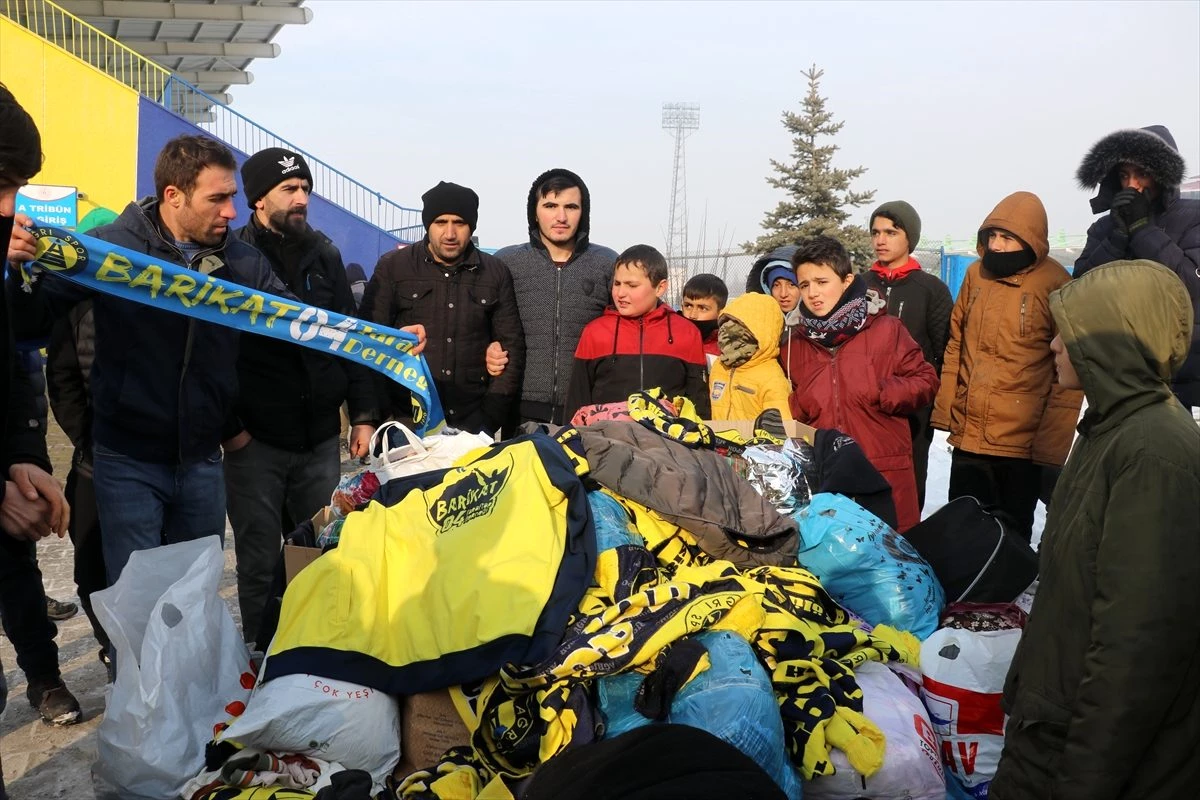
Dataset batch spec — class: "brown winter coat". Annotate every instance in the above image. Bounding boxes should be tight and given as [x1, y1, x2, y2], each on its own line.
[576, 421, 799, 567]
[931, 192, 1082, 465]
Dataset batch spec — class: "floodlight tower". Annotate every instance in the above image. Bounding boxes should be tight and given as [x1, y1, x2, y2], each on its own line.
[662, 103, 700, 278]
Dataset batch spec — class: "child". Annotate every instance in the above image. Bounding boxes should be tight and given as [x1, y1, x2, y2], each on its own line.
[785, 235, 938, 532]
[931, 191, 1080, 542]
[681, 273, 728, 367]
[862, 201, 953, 512]
[761, 259, 803, 382]
[565, 245, 709, 421]
[708, 292, 793, 422]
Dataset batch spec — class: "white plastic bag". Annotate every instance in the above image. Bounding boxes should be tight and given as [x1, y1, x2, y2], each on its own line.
[368, 421, 493, 482]
[806, 661, 945, 800]
[92, 537, 254, 799]
[919, 627, 1021, 797]
[219, 671, 400, 792]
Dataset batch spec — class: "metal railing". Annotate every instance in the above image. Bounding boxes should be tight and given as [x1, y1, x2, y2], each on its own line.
[2, 0, 423, 241]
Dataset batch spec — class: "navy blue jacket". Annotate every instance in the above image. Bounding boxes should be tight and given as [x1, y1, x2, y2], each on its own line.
[38, 199, 288, 464]
[1074, 189, 1200, 407]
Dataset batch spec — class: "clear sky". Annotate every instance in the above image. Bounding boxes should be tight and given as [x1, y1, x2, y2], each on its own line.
[229, 0, 1200, 253]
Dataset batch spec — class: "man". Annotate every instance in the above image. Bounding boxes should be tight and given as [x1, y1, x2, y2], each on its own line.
[0, 84, 80, 783]
[1074, 125, 1200, 409]
[862, 201, 952, 511]
[362, 181, 523, 434]
[7, 135, 289, 584]
[991, 261, 1200, 799]
[225, 147, 381, 645]
[488, 169, 617, 426]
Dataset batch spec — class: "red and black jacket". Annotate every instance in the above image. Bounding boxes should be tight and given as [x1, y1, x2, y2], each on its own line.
[565, 304, 709, 420]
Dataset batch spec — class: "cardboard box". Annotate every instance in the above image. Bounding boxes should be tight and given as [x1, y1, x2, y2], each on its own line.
[282, 506, 337, 584]
[703, 419, 815, 443]
[394, 689, 472, 778]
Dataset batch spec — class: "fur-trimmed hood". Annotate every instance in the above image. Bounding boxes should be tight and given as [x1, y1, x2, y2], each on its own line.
[1077, 126, 1187, 213]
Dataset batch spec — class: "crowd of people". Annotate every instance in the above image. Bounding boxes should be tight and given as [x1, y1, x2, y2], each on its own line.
[2, 76, 1199, 797]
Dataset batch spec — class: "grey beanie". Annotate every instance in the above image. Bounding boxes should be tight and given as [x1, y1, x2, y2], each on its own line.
[870, 201, 922, 253]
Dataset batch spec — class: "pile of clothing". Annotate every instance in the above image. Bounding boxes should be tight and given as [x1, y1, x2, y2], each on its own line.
[182, 400, 1033, 800]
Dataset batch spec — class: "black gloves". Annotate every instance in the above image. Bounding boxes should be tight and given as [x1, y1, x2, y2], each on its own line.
[1110, 188, 1152, 235]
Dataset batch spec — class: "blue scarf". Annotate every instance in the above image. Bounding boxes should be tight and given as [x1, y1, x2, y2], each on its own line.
[28, 225, 445, 434]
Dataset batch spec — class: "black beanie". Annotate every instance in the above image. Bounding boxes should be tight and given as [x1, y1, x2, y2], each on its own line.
[421, 181, 479, 231]
[241, 147, 313, 209]
[870, 200, 922, 253]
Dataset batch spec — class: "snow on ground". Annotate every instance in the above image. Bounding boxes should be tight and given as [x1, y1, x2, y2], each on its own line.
[923, 429, 1047, 548]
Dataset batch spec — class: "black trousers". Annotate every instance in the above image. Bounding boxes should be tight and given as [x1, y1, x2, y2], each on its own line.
[0, 530, 61, 683]
[948, 449, 1041, 543]
[909, 405, 935, 512]
[66, 466, 111, 652]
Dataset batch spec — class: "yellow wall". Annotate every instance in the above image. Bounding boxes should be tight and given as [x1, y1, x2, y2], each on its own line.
[0, 17, 138, 218]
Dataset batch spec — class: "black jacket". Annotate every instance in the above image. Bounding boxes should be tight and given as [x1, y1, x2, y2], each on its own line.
[232, 219, 379, 451]
[1074, 125, 1200, 407]
[46, 300, 95, 475]
[0, 214, 52, 507]
[862, 262, 953, 374]
[361, 240, 525, 433]
[29, 199, 288, 464]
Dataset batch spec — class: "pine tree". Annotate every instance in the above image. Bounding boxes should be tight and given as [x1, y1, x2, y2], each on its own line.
[746, 65, 875, 268]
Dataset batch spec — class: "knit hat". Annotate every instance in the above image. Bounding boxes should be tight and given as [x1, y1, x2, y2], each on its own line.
[421, 181, 479, 231]
[241, 147, 313, 209]
[760, 261, 796, 293]
[870, 201, 922, 253]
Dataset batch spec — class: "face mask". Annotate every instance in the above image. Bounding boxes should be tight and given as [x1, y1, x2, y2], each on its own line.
[718, 319, 758, 368]
[982, 248, 1036, 278]
[691, 317, 719, 341]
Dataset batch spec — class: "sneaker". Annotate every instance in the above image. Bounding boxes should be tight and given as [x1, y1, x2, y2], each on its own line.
[99, 648, 116, 684]
[26, 678, 82, 726]
[45, 596, 78, 621]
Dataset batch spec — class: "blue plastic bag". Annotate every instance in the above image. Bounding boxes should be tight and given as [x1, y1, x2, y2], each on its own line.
[796, 493, 944, 639]
[597, 630, 803, 799]
[587, 491, 645, 553]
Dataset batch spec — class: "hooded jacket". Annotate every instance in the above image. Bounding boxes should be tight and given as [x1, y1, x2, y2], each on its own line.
[708, 293, 793, 421]
[991, 261, 1200, 800]
[931, 192, 1082, 466]
[749, 245, 804, 381]
[32, 199, 288, 464]
[862, 257, 954, 375]
[233, 218, 379, 452]
[1073, 125, 1200, 407]
[565, 303, 710, 420]
[784, 284, 939, 532]
[495, 169, 619, 424]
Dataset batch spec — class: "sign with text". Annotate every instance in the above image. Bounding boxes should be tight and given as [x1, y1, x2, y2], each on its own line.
[16, 184, 78, 228]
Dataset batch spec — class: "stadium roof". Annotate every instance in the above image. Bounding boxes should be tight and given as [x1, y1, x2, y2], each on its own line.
[52, 0, 309, 104]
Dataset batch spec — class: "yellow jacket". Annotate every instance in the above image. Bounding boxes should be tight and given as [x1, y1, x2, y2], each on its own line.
[708, 293, 794, 421]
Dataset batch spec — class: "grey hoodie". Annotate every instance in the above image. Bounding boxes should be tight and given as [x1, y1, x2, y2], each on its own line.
[495, 169, 618, 424]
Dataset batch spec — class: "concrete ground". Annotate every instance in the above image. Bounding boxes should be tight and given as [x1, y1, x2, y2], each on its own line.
[0, 420, 245, 798]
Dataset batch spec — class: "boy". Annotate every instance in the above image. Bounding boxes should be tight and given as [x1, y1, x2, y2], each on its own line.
[565, 245, 709, 421]
[992, 261, 1199, 799]
[931, 192, 1081, 542]
[862, 201, 952, 511]
[761, 260, 802, 381]
[681, 273, 728, 367]
[708, 292, 792, 422]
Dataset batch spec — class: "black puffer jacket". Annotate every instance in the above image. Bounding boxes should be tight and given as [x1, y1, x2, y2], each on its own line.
[1074, 125, 1200, 407]
[862, 260, 953, 373]
[495, 169, 618, 424]
[361, 240, 525, 433]
[233, 219, 379, 451]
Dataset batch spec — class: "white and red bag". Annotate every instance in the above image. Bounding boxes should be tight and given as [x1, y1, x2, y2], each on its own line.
[919, 627, 1021, 798]
[806, 661, 945, 800]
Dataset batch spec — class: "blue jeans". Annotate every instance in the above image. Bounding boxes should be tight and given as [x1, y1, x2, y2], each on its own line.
[93, 443, 227, 585]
